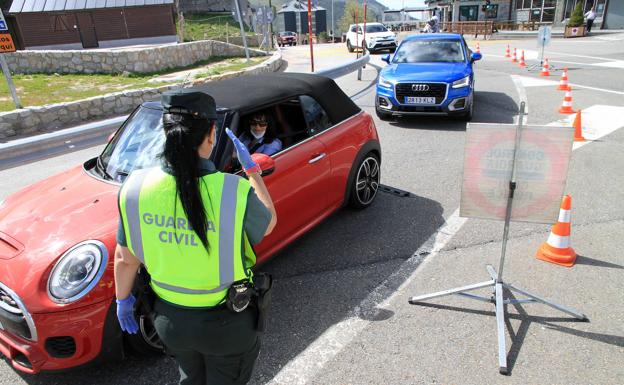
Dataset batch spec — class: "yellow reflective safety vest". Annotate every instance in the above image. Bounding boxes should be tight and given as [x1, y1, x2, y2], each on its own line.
[119, 167, 255, 307]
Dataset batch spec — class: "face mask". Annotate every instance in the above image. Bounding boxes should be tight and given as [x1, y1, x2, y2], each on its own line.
[251, 130, 265, 140]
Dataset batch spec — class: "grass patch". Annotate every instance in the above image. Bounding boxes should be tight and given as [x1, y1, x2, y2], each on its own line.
[192, 57, 267, 78]
[0, 56, 268, 112]
[180, 12, 256, 42]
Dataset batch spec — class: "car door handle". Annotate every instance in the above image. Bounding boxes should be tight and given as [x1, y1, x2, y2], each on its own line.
[308, 153, 326, 164]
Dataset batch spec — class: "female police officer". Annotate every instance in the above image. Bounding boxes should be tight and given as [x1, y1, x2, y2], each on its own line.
[113, 89, 276, 385]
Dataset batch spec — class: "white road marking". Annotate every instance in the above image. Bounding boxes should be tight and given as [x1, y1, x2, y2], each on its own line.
[487, 53, 624, 69]
[593, 61, 624, 69]
[512, 75, 624, 95]
[510, 75, 529, 120]
[514, 76, 558, 88]
[546, 105, 624, 150]
[265, 210, 467, 385]
[546, 51, 624, 62]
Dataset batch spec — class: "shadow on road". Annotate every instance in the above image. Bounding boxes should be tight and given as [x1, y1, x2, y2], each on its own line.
[250, 188, 444, 384]
[387, 90, 518, 131]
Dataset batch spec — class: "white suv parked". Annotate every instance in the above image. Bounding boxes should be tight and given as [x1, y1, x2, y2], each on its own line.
[346, 23, 397, 53]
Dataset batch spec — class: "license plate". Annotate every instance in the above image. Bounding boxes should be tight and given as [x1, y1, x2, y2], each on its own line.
[381, 42, 391, 45]
[405, 97, 436, 104]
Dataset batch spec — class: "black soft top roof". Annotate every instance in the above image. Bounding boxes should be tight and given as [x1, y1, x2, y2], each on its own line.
[148, 73, 361, 123]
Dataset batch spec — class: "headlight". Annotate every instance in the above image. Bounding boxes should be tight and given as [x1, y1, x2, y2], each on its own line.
[452, 76, 471, 88]
[48, 240, 109, 303]
[378, 76, 392, 88]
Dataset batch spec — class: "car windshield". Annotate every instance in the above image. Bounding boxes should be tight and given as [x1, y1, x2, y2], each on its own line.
[98, 106, 224, 182]
[281, 32, 295, 36]
[393, 39, 465, 63]
[366, 24, 387, 33]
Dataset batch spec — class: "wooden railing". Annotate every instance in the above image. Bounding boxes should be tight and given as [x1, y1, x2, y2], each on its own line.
[440, 21, 496, 39]
[493, 21, 553, 31]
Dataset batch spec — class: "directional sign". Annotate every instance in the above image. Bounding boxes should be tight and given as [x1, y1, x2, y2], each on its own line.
[460, 123, 574, 223]
[537, 25, 552, 47]
[0, 10, 7, 31]
[0, 34, 15, 53]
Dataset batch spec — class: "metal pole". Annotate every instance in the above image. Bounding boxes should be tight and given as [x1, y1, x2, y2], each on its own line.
[268, 0, 274, 49]
[331, 0, 334, 42]
[497, 101, 526, 283]
[363, 0, 367, 53]
[234, 0, 251, 62]
[355, 7, 359, 58]
[307, 0, 314, 72]
[0, 55, 21, 109]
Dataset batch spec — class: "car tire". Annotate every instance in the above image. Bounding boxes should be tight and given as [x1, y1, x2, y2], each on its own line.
[347, 40, 354, 52]
[375, 108, 392, 121]
[125, 272, 165, 357]
[349, 153, 380, 209]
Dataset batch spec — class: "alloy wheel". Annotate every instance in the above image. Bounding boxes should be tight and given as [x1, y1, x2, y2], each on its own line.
[355, 156, 380, 205]
[139, 314, 164, 350]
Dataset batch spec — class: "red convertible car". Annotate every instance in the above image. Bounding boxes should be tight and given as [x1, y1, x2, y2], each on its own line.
[0, 73, 381, 373]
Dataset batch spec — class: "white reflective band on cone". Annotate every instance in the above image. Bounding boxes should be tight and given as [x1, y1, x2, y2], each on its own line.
[558, 209, 571, 223]
[547, 233, 570, 248]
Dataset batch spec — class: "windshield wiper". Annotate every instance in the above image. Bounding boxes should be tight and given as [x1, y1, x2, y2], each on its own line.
[96, 155, 113, 180]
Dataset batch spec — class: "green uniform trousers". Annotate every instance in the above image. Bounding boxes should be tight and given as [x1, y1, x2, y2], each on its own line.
[154, 299, 261, 385]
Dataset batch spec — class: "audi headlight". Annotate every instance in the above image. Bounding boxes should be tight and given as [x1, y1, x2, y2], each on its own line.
[48, 240, 108, 303]
[452, 76, 471, 89]
[378, 76, 392, 88]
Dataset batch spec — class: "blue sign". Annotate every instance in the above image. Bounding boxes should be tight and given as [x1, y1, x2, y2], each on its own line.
[0, 21, 6, 31]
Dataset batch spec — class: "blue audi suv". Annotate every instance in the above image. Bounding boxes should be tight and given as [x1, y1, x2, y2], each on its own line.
[375, 33, 481, 121]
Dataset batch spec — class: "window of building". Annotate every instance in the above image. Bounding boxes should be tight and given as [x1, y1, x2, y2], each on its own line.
[516, 0, 556, 23]
[563, 0, 606, 19]
[484, 4, 498, 19]
[52, 15, 73, 32]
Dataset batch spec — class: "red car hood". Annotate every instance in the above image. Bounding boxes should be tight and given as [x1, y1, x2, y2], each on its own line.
[0, 165, 119, 312]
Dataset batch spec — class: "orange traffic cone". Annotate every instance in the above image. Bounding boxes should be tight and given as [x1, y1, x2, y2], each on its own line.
[536, 195, 576, 267]
[573, 110, 586, 142]
[558, 90, 574, 114]
[518, 50, 526, 67]
[476, 42, 481, 54]
[505, 44, 511, 58]
[557, 67, 571, 91]
[540, 59, 551, 76]
[512, 48, 518, 63]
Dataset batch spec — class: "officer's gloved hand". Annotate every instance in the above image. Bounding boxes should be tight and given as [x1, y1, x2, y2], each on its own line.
[116, 294, 139, 334]
[225, 128, 260, 175]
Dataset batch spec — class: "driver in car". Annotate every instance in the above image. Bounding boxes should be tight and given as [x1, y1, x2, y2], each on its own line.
[239, 113, 282, 156]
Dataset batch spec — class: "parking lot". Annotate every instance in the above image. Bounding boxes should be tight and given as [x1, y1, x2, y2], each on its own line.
[1, 35, 623, 384]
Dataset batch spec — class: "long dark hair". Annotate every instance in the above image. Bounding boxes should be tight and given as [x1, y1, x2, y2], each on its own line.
[161, 113, 215, 250]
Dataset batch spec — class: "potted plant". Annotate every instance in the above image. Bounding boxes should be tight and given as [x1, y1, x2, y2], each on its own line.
[319, 32, 328, 43]
[565, 2, 586, 38]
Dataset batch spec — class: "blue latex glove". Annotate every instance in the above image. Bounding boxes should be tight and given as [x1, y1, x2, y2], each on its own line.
[225, 128, 260, 175]
[116, 294, 139, 334]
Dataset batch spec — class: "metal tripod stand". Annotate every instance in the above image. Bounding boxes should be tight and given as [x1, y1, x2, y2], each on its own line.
[408, 103, 588, 375]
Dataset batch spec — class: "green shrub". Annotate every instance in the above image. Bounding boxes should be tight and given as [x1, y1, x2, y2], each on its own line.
[567, 2, 584, 27]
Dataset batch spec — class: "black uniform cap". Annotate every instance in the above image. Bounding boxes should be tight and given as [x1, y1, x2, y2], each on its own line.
[161, 89, 217, 120]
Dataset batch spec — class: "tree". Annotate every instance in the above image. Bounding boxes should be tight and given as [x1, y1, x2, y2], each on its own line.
[338, 0, 377, 34]
[567, 1, 584, 27]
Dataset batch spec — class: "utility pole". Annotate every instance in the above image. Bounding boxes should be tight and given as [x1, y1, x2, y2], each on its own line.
[307, 0, 314, 72]
[331, 0, 334, 42]
[234, 0, 251, 62]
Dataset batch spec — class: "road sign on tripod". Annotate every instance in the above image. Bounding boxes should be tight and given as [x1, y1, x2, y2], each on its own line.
[410, 104, 587, 375]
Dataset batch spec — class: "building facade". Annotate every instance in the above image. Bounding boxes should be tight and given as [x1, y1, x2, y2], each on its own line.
[8, 0, 177, 50]
[425, 0, 622, 29]
[276, 0, 327, 36]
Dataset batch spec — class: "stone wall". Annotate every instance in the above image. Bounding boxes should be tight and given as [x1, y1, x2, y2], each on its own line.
[4, 40, 265, 75]
[0, 51, 282, 139]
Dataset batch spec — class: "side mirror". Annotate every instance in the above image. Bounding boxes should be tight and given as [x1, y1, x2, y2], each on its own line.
[251, 153, 275, 176]
[382, 54, 391, 64]
[471, 52, 482, 62]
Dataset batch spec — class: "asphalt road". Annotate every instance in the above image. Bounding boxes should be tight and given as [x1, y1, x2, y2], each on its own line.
[1, 36, 623, 384]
